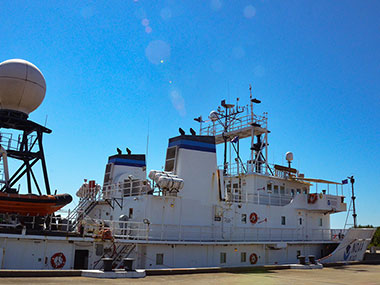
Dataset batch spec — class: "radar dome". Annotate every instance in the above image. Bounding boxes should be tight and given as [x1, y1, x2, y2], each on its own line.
[0, 59, 46, 115]
[209, 110, 219, 122]
[285, 151, 294, 162]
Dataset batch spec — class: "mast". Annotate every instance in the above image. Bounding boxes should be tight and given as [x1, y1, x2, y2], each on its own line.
[349, 176, 357, 228]
[196, 86, 271, 176]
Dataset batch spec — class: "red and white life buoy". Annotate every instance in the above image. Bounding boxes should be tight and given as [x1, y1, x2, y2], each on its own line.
[249, 253, 258, 264]
[308, 193, 318, 204]
[51, 252, 66, 269]
[249, 212, 258, 224]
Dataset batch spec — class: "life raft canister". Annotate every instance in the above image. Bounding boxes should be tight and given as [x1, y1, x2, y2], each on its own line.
[307, 193, 318, 204]
[51, 252, 66, 269]
[249, 253, 258, 264]
[249, 212, 258, 224]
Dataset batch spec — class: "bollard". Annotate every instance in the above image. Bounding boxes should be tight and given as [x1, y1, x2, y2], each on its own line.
[308, 255, 316, 265]
[298, 255, 306, 265]
[102, 258, 113, 272]
[123, 257, 135, 271]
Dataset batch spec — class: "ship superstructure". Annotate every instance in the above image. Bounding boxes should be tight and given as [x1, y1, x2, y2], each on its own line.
[0, 59, 374, 271]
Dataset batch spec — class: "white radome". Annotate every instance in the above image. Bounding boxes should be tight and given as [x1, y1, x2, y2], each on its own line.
[0, 59, 46, 115]
[285, 151, 294, 162]
[209, 110, 219, 122]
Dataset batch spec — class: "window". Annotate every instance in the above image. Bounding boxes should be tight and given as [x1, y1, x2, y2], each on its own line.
[241, 214, 247, 224]
[267, 183, 272, 193]
[299, 218, 302, 225]
[241, 252, 246, 262]
[164, 146, 177, 172]
[297, 250, 301, 258]
[129, 208, 133, 219]
[291, 189, 295, 196]
[281, 216, 286, 225]
[297, 189, 301, 194]
[319, 218, 323, 227]
[303, 187, 307, 194]
[156, 253, 164, 265]
[274, 185, 279, 194]
[220, 252, 226, 264]
[280, 186, 285, 195]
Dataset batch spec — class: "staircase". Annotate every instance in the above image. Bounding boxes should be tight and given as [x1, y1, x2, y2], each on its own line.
[94, 243, 136, 270]
[67, 197, 98, 230]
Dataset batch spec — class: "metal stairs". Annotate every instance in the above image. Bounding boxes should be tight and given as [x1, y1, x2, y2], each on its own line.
[67, 197, 98, 230]
[94, 243, 136, 270]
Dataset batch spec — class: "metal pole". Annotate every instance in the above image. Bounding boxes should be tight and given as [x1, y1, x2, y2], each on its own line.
[349, 176, 357, 228]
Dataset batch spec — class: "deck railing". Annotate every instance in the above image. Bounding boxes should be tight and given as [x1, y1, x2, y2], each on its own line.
[200, 113, 267, 137]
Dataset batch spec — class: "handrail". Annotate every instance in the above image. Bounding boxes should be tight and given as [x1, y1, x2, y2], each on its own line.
[200, 113, 268, 136]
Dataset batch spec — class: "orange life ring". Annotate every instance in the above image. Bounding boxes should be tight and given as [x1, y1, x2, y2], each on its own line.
[250, 253, 258, 264]
[51, 252, 66, 269]
[308, 193, 318, 204]
[249, 212, 258, 224]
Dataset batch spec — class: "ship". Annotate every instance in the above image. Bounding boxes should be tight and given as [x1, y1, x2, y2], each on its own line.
[0, 59, 374, 271]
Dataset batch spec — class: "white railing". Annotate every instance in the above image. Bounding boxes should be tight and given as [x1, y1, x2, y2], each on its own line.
[102, 180, 151, 199]
[0, 132, 36, 151]
[82, 218, 149, 240]
[200, 113, 268, 136]
[146, 224, 344, 242]
[222, 161, 275, 177]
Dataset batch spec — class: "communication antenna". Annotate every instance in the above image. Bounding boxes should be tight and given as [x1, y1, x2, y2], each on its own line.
[146, 117, 150, 171]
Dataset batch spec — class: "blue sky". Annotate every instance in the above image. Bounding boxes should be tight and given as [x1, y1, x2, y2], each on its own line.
[1, 1, 379, 228]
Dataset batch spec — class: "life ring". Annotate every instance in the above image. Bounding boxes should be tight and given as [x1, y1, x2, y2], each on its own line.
[307, 193, 318, 204]
[101, 229, 113, 240]
[250, 253, 258, 264]
[249, 212, 258, 224]
[51, 252, 66, 269]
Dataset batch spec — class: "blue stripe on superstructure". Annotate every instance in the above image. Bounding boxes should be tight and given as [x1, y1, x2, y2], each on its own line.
[169, 139, 216, 153]
[108, 158, 146, 167]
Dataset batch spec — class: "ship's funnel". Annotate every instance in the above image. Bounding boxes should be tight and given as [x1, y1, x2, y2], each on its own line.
[0, 59, 46, 116]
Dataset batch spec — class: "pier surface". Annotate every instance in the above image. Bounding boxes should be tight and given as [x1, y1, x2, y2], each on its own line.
[0, 264, 379, 284]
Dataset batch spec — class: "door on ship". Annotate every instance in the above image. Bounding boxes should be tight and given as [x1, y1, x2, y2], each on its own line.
[74, 250, 89, 269]
[297, 211, 307, 240]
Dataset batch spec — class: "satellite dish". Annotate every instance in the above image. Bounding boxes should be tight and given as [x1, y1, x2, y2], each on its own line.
[209, 110, 219, 122]
[0, 59, 46, 115]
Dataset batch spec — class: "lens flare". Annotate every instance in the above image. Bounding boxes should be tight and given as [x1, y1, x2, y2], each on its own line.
[244, 5, 256, 19]
[145, 40, 171, 65]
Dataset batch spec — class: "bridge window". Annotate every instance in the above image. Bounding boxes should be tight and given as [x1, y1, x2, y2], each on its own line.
[274, 185, 279, 194]
[267, 183, 272, 193]
[280, 186, 285, 195]
[281, 216, 286, 225]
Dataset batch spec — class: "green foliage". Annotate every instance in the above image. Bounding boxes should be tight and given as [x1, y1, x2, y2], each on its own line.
[358, 225, 380, 248]
[370, 227, 380, 248]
